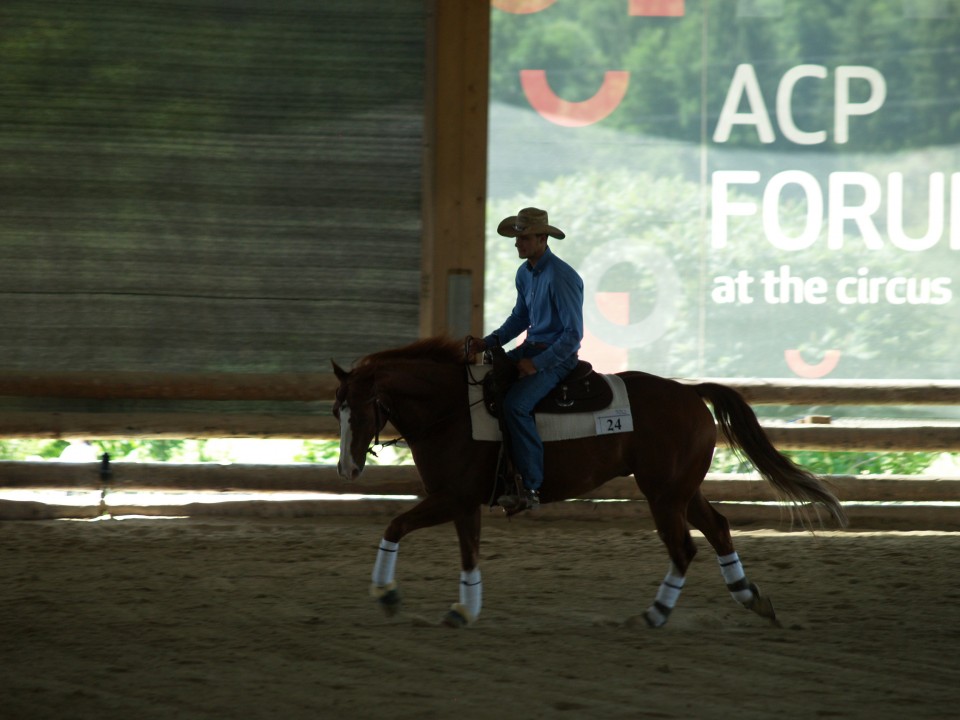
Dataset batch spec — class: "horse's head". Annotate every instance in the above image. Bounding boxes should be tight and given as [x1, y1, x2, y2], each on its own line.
[331, 360, 386, 481]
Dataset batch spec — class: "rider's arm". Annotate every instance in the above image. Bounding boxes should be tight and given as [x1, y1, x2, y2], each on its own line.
[484, 270, 530, 349]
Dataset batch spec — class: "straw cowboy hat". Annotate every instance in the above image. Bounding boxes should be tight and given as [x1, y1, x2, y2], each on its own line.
[496, 207, 565, 239]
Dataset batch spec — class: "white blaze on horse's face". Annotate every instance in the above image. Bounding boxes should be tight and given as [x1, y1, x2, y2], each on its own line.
[337, 404, 362, 481]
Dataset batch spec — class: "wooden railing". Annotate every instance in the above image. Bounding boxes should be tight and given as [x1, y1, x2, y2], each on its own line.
[0, 375, 956, 528]
[0, 462, 957, 530]
[0, 373, 958, 448]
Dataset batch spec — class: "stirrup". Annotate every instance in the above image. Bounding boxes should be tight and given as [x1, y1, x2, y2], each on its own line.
[497, 486, 540, 513]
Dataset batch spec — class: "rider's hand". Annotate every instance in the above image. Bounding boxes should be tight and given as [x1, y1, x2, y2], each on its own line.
[516, 358, 537, 377]
[466, 336, 486, 355]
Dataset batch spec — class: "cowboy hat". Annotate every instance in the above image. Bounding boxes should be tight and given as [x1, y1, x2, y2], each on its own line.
[496, 207, 565, 239]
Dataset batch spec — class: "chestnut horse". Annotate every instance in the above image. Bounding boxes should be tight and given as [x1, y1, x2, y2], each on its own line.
[332, 337, 846, 628]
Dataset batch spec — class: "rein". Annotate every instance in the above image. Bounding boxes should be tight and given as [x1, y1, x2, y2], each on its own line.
[464, 335, 492, 390]
[367, 399, 403, 458]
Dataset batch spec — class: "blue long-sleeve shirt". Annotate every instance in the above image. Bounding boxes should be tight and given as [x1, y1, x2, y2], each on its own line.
[485, 246, 584, 372]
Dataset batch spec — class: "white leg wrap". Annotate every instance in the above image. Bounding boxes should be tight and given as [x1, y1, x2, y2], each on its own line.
[459, 568, 482, 620]
[718, 551, 754, 604]
[645, 565, 685, 627]
[371, 538, 399, 588]
[654, 567, 686, 609]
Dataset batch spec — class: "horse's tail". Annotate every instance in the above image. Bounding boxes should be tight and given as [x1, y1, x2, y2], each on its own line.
[695, 382, 848, 528]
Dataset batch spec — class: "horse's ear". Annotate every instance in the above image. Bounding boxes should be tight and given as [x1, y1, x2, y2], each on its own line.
[331, 360, 350, 381]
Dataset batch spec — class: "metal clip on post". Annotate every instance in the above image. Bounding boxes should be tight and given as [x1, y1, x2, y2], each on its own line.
[98, 452, 112, 518]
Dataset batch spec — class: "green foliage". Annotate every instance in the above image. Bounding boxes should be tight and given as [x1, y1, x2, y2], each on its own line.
[295, 441, 341, 464]
[784, 450, 941, 476]
[0, 439, 68, 460]
[0, 438, 415, 466]
[296, 440, 413, 466]
[491, 0, 960, 152]
[711, 447, 951, 476]
[87, 440, 185, 462]
[0, 439, 187, 462]
[1, 439, 946, 476]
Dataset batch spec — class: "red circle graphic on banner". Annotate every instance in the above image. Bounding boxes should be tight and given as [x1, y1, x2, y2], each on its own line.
[784, 349, 841, 378]
[520, 69, 630, 127]
[491, 0, 558, 14]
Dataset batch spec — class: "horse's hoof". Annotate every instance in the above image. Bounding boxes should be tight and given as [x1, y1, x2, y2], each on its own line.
[371, 582, 402, 617]
[378, 589, 402, 617]
[642, 608, 668, 629]
[441, 603, 474, 628]
[744, 582, 782, 627]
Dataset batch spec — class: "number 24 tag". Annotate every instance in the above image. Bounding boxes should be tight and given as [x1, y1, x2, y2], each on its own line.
[594, 409, 633, 435]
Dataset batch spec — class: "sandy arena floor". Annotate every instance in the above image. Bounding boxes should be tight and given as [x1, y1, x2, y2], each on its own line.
[1, 513, 958, 719]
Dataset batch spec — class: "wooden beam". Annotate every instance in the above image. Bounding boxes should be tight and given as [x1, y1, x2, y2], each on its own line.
[0, 372, 338, 401]
[420, 0, 489, 338]
[3, 463, 958, 502]
[761, 424, 960, 452]
[0, 461, 423, 493]
[0, 409, 958, 450]
[692, 378, 960, 405]
[0, 412, 343, 439]
[2, 496, 958, 531]
[1, 373, 957, 405]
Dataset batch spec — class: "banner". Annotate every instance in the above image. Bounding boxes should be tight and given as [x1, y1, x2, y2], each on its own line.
[487, 0, 959, 381]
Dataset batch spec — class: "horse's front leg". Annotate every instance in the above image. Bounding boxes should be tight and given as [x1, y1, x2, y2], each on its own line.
[442, 505, 482, 628]
[370, 493, 460, 619]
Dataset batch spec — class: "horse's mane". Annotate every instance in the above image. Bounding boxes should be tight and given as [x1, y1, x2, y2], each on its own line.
[355, 336, 464, 369]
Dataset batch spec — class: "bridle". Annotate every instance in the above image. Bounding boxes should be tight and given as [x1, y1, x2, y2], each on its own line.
[368, 397, 402, 458]
[337, 395, 401, 460]
[339, 340, 488, 459]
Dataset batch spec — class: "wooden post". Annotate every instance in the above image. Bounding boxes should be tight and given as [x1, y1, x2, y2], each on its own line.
[420, 0, 489, 338]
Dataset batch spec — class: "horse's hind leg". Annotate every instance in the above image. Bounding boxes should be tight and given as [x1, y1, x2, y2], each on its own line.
[686, 491, 780, 626]
[442, 505, 483, 628]
[643, 495, 698, 628]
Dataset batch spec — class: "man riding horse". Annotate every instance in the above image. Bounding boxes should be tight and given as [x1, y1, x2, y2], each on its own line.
[468, 207, 584, 513]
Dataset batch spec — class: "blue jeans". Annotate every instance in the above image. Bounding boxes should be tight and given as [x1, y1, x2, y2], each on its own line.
[502, 344, 579, 492]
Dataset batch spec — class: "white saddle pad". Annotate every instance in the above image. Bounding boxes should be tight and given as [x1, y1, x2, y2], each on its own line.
[467, 365, 634, 442]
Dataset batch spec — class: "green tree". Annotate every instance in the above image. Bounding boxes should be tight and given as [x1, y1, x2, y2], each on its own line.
[491, 0, 960, 152]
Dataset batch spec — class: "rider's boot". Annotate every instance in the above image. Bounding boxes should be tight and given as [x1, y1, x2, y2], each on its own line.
[497, 475, 540, 513]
